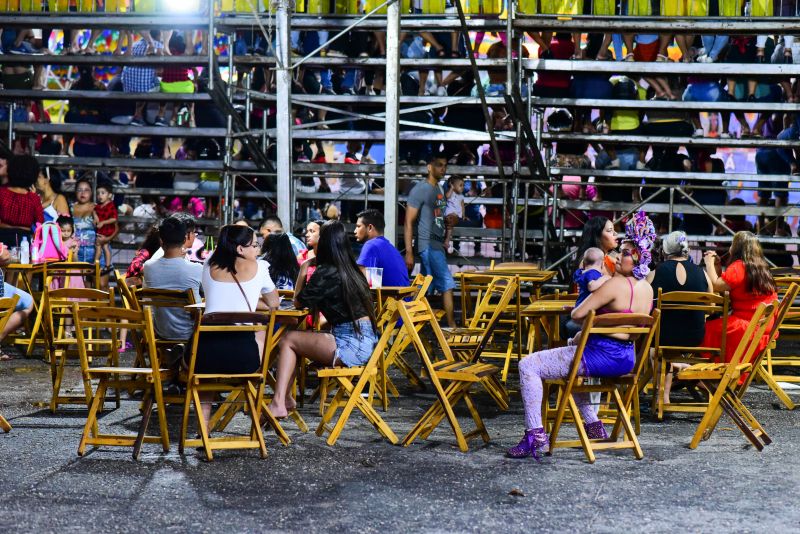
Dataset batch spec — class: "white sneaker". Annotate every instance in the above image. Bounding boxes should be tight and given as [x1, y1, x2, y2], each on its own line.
[436, 85, 448, 97]
[693, 128, 705, 137]
[720, 132, 731, 139]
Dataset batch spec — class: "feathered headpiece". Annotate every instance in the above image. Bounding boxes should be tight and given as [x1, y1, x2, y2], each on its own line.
[624, 211, 657, 280]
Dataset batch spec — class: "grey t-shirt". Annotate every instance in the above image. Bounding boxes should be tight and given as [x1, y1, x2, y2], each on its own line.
[407, 180, 446, 253]
[142, 257, 203, 340]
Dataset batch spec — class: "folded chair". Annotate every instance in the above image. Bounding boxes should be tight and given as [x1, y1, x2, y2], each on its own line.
[677, 301, 776, 450]
[761, 276, 800, 405]
[751, 282, 800, 409]
[315, 299, 401, 446]
[180, 312, 274, 461]
[398, 298, 501, 452]
[76, 305, 172, 460]
[443, 276, 518, 382]
[43, 287, 116, 412]
[652, 290, 729, 420]
[0, 295, 21, 433]
[546, 310, 659, 463]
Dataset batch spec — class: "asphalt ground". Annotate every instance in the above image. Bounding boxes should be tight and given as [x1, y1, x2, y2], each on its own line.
[3, 349, 800, 533]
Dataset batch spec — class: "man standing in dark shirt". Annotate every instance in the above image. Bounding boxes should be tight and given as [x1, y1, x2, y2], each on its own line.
[404, 152, 456, 327]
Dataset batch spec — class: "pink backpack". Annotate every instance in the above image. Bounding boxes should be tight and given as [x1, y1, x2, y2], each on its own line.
[32, 222, 67, 263]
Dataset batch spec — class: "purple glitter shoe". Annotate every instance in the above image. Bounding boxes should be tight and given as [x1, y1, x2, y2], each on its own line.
[506, 428, 549, 460]
[584, 420, 608, 440]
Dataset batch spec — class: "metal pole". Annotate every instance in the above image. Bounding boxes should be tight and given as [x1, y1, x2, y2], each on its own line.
[228, 32, 235, 100]
[244, 73, 251, 130]
[222, 114, 233, 224]
[506, 0, 513, 98]
[668, 187, 674, 232]
[522, 182, 530, 260]
[275, 0, 293, 229]
[384, 0, 400, 245]
[501, 180, 508, 262]
[6, 102, 13, 147]
[261, 110, 268, 152]
[208, 0, 215, 91]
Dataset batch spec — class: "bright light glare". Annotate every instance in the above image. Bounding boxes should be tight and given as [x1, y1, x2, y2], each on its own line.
[164, 0, 201, 13]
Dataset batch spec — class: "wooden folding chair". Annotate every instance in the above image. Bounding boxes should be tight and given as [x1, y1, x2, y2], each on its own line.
[131, 287, 197, 369]
[677, 301, 776, 450]
[546, 310, 659, 463]
[525, 290, 578, 353]
[750, 282, 800, 409]
[652, 289, 729, 420]
[179, 312, 275, 461]
[27, 261, 101, 357]
[398, 298, 501, 452]
[0, 295, 21, 433]
[43, 287, 116, 412]
[443, 276, 517, 382]
[315, 300, 400, 446]
[761, 276, 800, 398]
[76, 306, 172, 460]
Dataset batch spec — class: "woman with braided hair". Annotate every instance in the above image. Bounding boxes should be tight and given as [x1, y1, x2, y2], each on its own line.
[507, 211, 656, 460]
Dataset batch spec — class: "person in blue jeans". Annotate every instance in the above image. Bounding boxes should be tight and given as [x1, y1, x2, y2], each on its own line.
[0, 243, 34, 359]
[404, 152, 456, 327]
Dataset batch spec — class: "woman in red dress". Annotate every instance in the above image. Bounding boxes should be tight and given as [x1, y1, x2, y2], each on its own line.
[702, 231, 777, 363]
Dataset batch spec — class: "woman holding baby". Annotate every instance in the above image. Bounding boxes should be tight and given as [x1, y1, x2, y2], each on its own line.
[507, 212, 656, 460]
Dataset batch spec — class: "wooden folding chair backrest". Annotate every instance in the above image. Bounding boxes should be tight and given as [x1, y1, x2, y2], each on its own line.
[655, 289, 729, 358]
[726, 301, 776, 374]
[43, 287, 115, 346]
[408, 274, 433, 301]
[398, 298, 459, 365]
[739, 284, 799, 393]
[43, 261, 100, 289]
[114, 270, 138, 310]
[466, 275, 516, 330]
[465, 277, 518, 359]
[186, 312, 273, 378]
[570, 311, 660, 380]
[74, 305, 159, 372]
[0, 295, 20, 333]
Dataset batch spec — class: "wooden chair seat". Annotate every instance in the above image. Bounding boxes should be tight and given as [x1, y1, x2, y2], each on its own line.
[679, 363, 750, 381]
[431, 361, 498, 381]
[317, 366, 375, 378]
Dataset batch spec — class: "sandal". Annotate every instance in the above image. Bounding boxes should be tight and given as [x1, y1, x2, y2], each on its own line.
[623, 52, 635, 62]
[435, 47, 446, 58]
[656, 53, 669, 62]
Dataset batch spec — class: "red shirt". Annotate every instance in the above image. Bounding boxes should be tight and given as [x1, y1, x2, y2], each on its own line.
[535, 37, 575, 89]
[0, 188, 44, 228]
[94, 201, 118, 237]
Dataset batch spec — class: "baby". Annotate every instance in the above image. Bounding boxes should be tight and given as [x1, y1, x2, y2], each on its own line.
[565, 247, 611, 338]
[443, 176, 465, 254]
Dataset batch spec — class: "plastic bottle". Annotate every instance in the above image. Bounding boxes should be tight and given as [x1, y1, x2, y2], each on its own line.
[31, 241, 39, 263]
[20, 237, 30, 264]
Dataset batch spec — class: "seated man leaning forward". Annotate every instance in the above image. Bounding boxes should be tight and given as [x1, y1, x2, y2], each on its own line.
[354, 208, 410, 287]
[142, 216, 202, 345]
[507, 212, 656, 460]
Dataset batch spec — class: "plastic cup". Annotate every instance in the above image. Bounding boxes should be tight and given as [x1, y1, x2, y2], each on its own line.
[367, 267, 383, 288]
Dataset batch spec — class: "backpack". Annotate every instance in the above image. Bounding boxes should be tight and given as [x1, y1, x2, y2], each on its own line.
[32, 222, 67, 263]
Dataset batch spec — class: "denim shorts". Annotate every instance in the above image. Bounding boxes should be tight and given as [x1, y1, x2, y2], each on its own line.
[332, 318, 378, 367]
[419, 247, 455, 294]
[3, 283, 33, 312]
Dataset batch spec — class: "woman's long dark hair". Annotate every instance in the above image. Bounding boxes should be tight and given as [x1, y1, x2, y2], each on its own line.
[139, 224, 162, 257]
[208, 224, 254, 275]
[315, 220, 376, 333]
[262, 232, 299, 284]
[574, 216, 610, 269]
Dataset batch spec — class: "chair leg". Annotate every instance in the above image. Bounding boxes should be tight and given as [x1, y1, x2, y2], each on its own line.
[756, 365, 796, 410]
[612, 388, 643, 459]
[193, 388, 213, 461]
[689, 380, 727, 450]
[568, 395, 596, 464]
[463, 391, 491, 444]
[717, 395, 764, 451]
[244, 384, 268, 459]
[78, 380, 107, 456]
[725, 393, 772, 446]
[0, 414, 11, 432]
[179, 385, 193, 455]
[133, 393, 154, 460]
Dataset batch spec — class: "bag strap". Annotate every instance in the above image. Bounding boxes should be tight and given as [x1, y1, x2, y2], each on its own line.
[231, 272, 253, 312]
